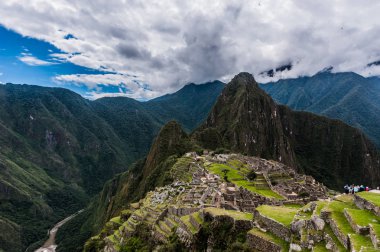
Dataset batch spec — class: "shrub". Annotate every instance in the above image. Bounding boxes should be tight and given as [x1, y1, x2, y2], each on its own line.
[247, 170, 257, 181]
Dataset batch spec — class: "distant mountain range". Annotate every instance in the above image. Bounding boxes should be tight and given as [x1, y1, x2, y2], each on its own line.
[260, 71, 380, 147]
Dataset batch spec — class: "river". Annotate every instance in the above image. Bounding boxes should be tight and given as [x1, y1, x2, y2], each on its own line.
[34, 209, 84, 252]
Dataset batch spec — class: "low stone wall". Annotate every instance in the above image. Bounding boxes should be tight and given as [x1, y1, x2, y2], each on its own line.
[152, 228, 168, 243]
[343, 209, 369, 235]
[369, 224, 380, 248]
[246, 232, 282, 252]
[254, 210, 291, 242]
[168, 206, 199, 216]
[354, 194, 380, 217]
[327, 217, 350, 249]
[189, 214, 202, 230]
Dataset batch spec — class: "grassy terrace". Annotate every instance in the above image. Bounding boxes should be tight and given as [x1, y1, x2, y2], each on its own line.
[324, 225, 346, 252]
[248, 228, 289, 251]
[256, 205, 299, 227]
[170, 156, 195, 182]
[325, 200, 356, 235]
[345, 208, 380, 227]
[206, 162, 283, 199]
[350, 234, 374, 251]
[370, 223, 380, 237]
[357, 192, 380, 207]
[180, 215, 198, 234]
[204, 207, 253, 220]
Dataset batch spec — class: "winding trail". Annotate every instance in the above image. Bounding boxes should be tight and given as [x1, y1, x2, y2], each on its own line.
[35, 209, 84, 252]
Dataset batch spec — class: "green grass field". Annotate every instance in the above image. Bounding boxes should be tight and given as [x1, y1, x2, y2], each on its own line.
[256, 205, 298, 227]
[357, 192, 380, 207]
[206, 163, 283, 199]
[204, 207, 253, 220]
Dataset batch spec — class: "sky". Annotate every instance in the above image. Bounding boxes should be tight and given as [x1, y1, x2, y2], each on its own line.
[0, 0, 380, 100]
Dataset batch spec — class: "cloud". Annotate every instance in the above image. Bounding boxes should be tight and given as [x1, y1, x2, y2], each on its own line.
[54, 73, 159, 100]
[1, 0, 380, 98]
[18, 54, 56, 66]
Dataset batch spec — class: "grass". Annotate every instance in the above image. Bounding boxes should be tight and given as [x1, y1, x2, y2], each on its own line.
[256, 205, 298, 227]
[313, 241, 329, 252]
[345, 208, 380, 227]
[110, 216, 122, 224]
[206, 163, 283, 199]
[349, 234, 374, 251]
[314, 201, 328, 216]
[324, 225, 345, 251]
[170, 156, 195, 182]
[180, 215, 198, 234]
[248, 228, 289, 251]
[204, 207, 253, 221]
[357, 192, 380, 207]
[325, 200, 356, 235]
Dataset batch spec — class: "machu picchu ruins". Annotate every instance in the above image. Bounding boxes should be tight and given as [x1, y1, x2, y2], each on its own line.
[83, 152, 380, 251]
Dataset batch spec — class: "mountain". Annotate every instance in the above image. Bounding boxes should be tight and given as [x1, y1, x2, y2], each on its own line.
[68, 72, 380, 252]
[260, 71, 380, 147]
[194, 72, 380, 189]
[0, 81, 223, 252]
[81, 73, 380, 252]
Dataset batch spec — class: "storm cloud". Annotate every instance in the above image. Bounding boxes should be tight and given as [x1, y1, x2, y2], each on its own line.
[0, 0, 379, 99]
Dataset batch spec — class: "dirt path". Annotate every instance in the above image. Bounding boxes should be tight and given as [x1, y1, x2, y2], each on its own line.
[34, 209, 83, 252]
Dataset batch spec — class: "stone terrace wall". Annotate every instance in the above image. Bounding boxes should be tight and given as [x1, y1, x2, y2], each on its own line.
[343, 209, 369, 235]
[327, 217, 350, 249]
[370, 224, 380, 249]
[354, 194, 380, 217]
[254, 210, 291, 242]
[246, 232, 282, 252]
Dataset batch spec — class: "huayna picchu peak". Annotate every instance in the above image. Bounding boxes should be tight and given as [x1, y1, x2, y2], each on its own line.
[195, 73, 380, 190]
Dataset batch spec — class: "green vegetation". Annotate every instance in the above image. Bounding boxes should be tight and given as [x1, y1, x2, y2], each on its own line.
[357, 192, 380, 207]
[206, 163, 283, 199]
[345, 208, 380, 227]
[325, 199, 356, 235]
[324, 225, 345, 251]
[204, 207, 253, 221]
[248, 228, 289, 251]
[349, 234, 373, 252]
[256, 205, 298, 227]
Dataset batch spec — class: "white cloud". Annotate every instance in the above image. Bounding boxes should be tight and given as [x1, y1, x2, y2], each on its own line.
[1, 0, 380, 98]
[18, 54, 55, 66]
[54, 73, 160, 100]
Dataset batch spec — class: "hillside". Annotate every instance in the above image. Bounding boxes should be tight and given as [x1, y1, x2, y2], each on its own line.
[0, 81, 223, 252]
[260, 71, 380, 147]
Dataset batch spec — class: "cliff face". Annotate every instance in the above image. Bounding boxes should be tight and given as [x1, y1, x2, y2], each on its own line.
[194, 72, 380, 189]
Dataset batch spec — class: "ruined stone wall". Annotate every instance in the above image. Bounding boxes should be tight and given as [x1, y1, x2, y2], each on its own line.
[327, 217, 350, 249]
[354, 194, 380, 217]
[246, 232, 282, 252]
[254, 210, 291, 242]
[343, 209, 369, 235]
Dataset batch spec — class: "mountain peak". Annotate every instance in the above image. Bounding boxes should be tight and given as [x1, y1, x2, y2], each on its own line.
[230, 72, 258, 87]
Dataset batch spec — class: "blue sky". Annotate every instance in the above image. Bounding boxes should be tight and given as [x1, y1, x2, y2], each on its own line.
[0, 25, 132, 98]
[0, 1, 379, 100]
